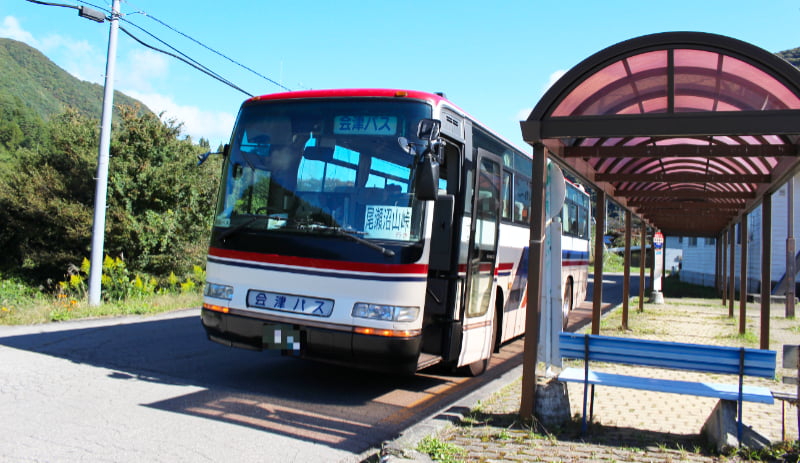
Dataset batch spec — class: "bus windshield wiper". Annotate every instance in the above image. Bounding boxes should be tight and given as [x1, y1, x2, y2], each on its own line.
[311, 224, 395, 257]
[217, 217, 259, 242]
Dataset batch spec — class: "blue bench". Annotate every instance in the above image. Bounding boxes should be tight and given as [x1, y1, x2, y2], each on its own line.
[558, 332, 777, 441]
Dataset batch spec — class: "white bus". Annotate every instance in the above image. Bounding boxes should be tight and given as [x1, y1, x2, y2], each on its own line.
[200, 89, 588, 375]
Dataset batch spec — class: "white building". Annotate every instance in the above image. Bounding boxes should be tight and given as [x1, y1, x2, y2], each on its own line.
[677, 174, 799, 294]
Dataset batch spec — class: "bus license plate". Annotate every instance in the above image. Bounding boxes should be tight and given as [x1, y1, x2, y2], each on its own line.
[247, 290, 334, 317]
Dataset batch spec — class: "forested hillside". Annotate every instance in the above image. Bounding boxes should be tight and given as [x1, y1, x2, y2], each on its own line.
[778, 47, 800, 67]
[0, 38, 147, 121]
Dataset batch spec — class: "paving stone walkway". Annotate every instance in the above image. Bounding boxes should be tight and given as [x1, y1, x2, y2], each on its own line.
[419, 298, 800, 462]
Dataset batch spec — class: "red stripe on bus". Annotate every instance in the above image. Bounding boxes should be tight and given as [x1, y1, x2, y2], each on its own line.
[208, 247, 429, 275]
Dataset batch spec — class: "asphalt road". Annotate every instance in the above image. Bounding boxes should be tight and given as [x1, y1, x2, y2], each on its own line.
[0, 272, 639, 462]
[0, 309, 523, 463]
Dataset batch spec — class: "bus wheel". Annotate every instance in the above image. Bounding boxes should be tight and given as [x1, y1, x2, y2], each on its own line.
[562, 279, 573, 330]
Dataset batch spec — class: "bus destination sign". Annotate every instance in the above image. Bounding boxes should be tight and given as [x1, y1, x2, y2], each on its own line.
[334, 115, 398, 136]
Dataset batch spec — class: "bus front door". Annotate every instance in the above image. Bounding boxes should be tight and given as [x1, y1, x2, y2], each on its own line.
[460, 149, 501, 373]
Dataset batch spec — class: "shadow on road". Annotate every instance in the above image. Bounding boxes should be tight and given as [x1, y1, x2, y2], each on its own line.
[0, 311, 522, 453]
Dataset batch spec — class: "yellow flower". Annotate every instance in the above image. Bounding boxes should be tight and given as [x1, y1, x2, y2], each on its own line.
[1, 307, 9, 312]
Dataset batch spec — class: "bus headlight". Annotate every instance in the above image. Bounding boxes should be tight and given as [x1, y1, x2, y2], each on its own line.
[204, 282, 233, 300]
[352, 303, 419, 322]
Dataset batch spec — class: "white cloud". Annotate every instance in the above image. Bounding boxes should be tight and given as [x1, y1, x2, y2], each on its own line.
[545, 69, 567, 93]
[118, 49, 169, 92]
[0, 16, 36, 46]
[126, 90, 235, 144]
[515, 69, 569, 123]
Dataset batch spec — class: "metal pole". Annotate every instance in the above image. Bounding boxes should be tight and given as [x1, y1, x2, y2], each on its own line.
[787, 178, 795, 318]
[87, 0, 120, 306]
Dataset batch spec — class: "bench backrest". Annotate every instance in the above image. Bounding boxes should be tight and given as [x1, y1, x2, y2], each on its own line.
[559, 332, 776, 378]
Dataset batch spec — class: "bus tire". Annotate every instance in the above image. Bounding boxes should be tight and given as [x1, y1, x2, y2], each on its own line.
[562, 279, 573, 330]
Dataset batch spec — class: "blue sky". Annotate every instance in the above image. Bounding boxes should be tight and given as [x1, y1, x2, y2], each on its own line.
[2, 0, 800, 149]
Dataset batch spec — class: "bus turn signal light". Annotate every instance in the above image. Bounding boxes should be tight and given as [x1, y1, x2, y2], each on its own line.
[353, 327, 420, 338]
[203, 303, 230, 314]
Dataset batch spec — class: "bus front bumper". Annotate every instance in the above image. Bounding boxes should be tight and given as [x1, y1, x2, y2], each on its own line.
[200, 308, 423, 374]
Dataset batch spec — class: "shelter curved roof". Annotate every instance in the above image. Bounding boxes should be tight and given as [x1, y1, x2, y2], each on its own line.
[522, 32, 800, 236]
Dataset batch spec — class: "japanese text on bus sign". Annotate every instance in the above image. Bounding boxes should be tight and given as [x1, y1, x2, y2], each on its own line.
[334, 115, 398, 136]
[364, 205, 412, 240]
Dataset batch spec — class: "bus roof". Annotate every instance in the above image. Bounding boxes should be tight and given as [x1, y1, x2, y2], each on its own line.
[247, 88, 446, 106]
[245, 88, 534, 163]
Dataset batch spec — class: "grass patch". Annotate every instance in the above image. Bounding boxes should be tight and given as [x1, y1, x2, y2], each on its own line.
[0, 259, 206, 325]
[0, 291, 202, 325]
[416, 436, 466, 463]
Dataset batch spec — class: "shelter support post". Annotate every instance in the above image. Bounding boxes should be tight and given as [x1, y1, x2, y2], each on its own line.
[787, 177, 795, 318]
[740, 213, 748, 335]
[639, 222, 646, 312]
[761, 194, 772, 350]
[648, 235, 655, 292]
[729, 225, 736, 318]
[714, 235, 722, 295]
[592, 190, 606, 334]
[622, 210, 632, 330]
[519, 143, 548, 421]
[722, 230, 728, 306]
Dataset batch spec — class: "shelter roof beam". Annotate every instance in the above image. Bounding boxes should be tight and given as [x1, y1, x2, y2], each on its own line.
[595, 173, 770, 183]
[563, 143, 797, 159]
[523, 110, 800, 141]
[615, 189, 756, 199]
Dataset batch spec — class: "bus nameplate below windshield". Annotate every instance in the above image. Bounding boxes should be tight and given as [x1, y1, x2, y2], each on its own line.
[247, 290, 334, 317]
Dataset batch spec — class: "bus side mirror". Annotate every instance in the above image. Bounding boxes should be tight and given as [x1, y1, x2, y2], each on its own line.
[417, 119, 441, 141]
[414, 118, 442, 201]
[415, 156, 439, 201]
[197, 144, 229, 166]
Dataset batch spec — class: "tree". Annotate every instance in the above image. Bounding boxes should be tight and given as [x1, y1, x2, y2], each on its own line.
[104, 106, 219, 276]
[0, 107, 96, 280]
[0, 104, 220, 285]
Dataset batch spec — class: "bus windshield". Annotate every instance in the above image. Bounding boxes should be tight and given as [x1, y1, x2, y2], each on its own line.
[213, 99, 433, 248]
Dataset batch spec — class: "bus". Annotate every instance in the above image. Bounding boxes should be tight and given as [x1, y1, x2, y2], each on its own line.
[200, 89, 589, 375]
[559, 180, 590, 328]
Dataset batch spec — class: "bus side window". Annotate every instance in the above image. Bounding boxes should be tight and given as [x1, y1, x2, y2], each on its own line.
[501, 171, 512, 220]
[513, 175, 530, 224]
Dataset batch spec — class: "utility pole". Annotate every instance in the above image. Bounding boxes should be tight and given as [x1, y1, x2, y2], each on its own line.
[87, 0, 120, 306]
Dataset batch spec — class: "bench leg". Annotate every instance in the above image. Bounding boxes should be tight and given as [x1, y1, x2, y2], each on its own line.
[581, 381, 588, 435]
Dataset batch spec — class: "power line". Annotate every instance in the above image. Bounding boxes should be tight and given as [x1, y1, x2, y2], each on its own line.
[137, 12, 291, 91]
[117, 25, 253, 97]
[107, 0, 291, 91]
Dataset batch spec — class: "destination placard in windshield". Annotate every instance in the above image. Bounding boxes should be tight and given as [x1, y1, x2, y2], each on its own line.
[334, 115, 398, 136]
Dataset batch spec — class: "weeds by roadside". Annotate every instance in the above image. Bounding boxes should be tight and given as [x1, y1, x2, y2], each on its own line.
[0, 255, 204, 325]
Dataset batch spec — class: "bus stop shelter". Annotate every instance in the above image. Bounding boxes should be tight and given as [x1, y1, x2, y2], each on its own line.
[518, 31, 800, 418]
